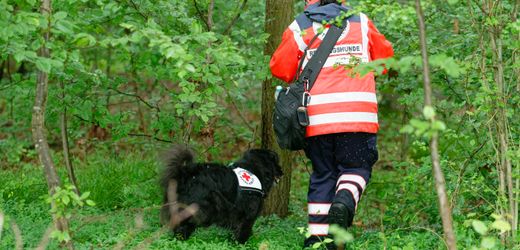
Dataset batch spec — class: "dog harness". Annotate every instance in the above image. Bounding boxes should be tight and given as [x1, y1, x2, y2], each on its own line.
[232, 167, 264, 197]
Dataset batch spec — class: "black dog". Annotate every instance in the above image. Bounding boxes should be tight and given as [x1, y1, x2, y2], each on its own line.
[160, 145, 283, 243]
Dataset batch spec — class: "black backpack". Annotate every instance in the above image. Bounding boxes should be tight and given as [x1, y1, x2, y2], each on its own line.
[273, 21, 348, 151]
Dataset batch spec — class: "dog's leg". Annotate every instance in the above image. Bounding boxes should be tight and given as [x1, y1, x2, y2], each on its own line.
[234, 219, 255, 244]
[173, 222, 196, 240]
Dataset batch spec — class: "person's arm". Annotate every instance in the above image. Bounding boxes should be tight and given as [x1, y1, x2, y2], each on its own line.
[367, 19, 394, 75]
[269, 24, 305, 83]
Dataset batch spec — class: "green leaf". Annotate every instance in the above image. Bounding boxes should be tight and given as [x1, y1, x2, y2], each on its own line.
[429, 54, 463, 77]
[74, 33, 96, 48]
[490, 214, 502, 220]
[400, 125, 414, 134]
[35, 58, 52, 73]
[185, 64, 196, 73]
[423, 106, 435, 119]
[86, 200, 96, 206]
[447, 0, 458, 4]
[323, 238, 333, 243]
[490, 219, 511, 233]
[62, 231, 71, 242]
[53, 11, 68, 20]
[13, 52, 27, 62]
[120, 22, 135, 30]
[49, 230, 62, 239]
[79, 191, 91, 200]
[472, 220, 488, 235]
[432, 120, 446, 131]
[54, 20, 76, 35]
[481, 237, 496, 249]
[62, 195, 70, 205]
[312, 242, 322, 249]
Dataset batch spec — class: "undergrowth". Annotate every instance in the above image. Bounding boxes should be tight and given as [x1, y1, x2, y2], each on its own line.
[0, 145, 510, 249]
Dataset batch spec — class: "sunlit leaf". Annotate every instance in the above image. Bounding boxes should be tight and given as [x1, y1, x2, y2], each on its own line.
[472, 220, 488, 235]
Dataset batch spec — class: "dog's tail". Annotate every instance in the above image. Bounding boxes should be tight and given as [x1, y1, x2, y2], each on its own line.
[160, 144, 195, 190]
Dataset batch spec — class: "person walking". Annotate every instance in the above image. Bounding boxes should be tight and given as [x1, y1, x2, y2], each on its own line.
[270, 0, 394, 248]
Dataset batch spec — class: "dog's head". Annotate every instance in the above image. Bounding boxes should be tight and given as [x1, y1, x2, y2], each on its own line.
[238, 149, 283, 192]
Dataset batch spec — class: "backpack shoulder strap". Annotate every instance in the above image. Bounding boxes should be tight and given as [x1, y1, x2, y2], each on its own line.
[298, 19, 348, 91]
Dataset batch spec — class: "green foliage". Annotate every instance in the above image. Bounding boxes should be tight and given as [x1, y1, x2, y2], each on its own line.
[0, 144, 506, 249]
[466, 214, 512, 249]
[44, 185, 95, 219]
[328, 224, 354, 246]
[0, 0, 518, 248]
[1, 0, 267, 150]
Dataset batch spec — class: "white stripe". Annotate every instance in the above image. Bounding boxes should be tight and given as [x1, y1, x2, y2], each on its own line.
[308, 92, 377, 106]
[336, 183, 360, 204]
[337, 174, 367, 190]
[312, 20, 350, 41]
[289, 21, 308, 52]
[308, 203, 331, 215]
[306, 44, 363, 59]
[304, 44, 364, 68]
[309, 224, 329, 235]
[302, 22, 351, 69]
[303, 53, 363, 69]
[360, 13, 370, 62]
[309, 112, 378, 126]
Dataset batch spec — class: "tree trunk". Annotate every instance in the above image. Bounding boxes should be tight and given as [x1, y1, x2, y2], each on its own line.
[478, 0, 517, 240]
[32, 0, 73, 248]
[415, 1, 457, 249]
[261, 0, 294, 217]
[488, 9, 517, 239]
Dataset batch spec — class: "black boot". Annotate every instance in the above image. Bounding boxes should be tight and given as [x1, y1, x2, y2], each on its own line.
[328, 190, 355, 229]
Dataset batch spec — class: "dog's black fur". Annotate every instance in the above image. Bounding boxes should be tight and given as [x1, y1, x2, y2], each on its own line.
[160, 145, 283, 243]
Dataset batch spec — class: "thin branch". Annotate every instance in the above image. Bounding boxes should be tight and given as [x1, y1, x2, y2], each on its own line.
[415, 0, 457, 248]
[223, 0, 249, 35]
[0, 83, 15, 91]
[225, 89, 255, 131]
[0, 60, 4, 81]
[9, 220, 23, 250]
[450, 141, 487, 209]
[109, 87, 161, 112]
[0, 78, 23, 91]
[192, 0, 210, 30]
[513, 0, 519, 22]
[442, 75, 465, 102]
[128, 0, 148, 20]
[0, 212, 3, 241]
[127, 133, 173, 143]
[35, 224, 55, 250]
[60, 78, 80, 196]
[207, 0, 214, 31]
[133, 181, 198, 250]
[183, 115, 195, 144]
[113, 213, 145, 250]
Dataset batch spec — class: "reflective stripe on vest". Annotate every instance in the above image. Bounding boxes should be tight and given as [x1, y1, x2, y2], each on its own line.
[291, 13, 379, 137]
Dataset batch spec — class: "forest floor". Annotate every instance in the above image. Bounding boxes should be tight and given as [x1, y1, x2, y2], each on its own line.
[0, 145, 445, 250]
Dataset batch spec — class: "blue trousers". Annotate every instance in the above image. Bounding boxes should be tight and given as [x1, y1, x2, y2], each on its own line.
[304, 132, 378, 237]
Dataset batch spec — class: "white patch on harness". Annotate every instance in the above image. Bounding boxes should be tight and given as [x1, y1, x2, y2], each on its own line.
[233, 167, 262, 191]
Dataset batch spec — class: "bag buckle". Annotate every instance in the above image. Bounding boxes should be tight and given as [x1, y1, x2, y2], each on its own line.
[302, 77, 310, 91]
[302, 91, 311, 106]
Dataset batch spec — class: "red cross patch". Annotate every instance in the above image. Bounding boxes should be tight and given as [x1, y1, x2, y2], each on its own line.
[242, 172, 251, 182]
[239, 170, 254, 184]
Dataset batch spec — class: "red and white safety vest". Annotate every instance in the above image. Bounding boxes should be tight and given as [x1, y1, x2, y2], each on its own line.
[270, 7, 394, 137]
